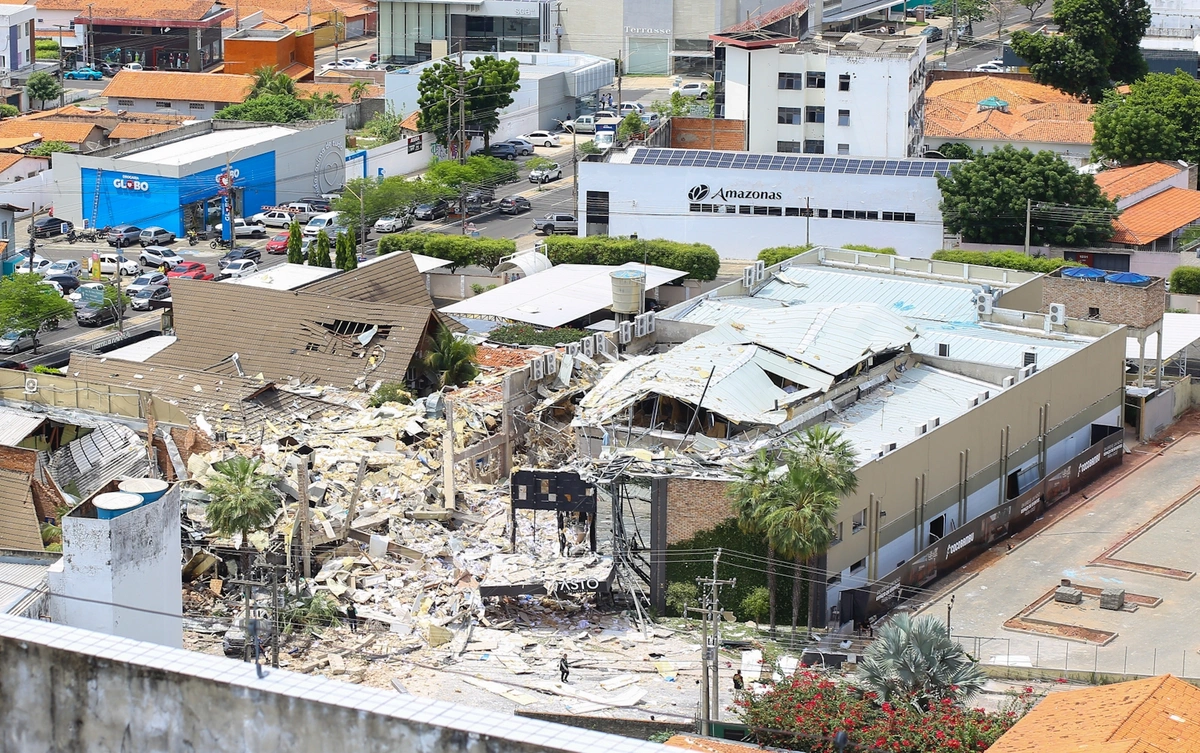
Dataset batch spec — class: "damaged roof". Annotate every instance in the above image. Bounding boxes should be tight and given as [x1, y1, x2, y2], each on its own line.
[0, 469, 43, 551]
[298, 252, 434, 309]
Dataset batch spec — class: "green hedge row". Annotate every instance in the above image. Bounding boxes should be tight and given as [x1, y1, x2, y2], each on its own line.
[930, 250, 1083, 273]
[543, 236, 720, 281]
[757, 245, 812, 266]
[378, 233, 516, 270]
[1170, 267, 1200, 295]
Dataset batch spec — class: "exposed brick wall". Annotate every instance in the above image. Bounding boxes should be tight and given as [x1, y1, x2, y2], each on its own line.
[670, 117, 746, 151]
[1042, 275, 1166, 329]
[666, 476, 734, 544]
[0, 446, 35, 475]
[31, 475, 65, 523]
[170, 427, 212, 471]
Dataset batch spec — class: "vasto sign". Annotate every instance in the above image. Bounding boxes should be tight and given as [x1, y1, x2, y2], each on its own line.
[114, 175, 150, 191]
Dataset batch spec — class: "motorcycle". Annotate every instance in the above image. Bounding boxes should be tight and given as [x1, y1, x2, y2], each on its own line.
[187, 229, 198, 246]
[66, 229, 77, 244]
[210, 238, 233, 250]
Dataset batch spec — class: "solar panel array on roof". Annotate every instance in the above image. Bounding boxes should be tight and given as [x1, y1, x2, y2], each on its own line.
[628, 148, 956, 177]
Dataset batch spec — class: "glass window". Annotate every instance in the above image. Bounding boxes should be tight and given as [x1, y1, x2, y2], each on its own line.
[117, 99, 134, 107]
[189, 102, 205, 110]
[777, 140, 804, 153]
[805, 106, 824, 123]
[155, 101, 171, 108]
[674, 39, 711, 52]
[806, 71, 825, 88]
[778, 72, 803, 90]
[839, 73, 850, 91]
[837, 143, 849, 155]
[777, 107, 803, 125]
[803, 140, 824, 154]
[838, 109, 850, 126]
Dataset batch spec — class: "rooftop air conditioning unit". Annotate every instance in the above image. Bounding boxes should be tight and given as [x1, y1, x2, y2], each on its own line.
[530, 358, 545, 381]
[581, 336, 595, 357]
[1049, 303, 1067, 325]
[566, 342, 580, 357]
[23, 377, 37, 395]
[543, 352, 557, 373]
[975, 293, 993, 315]
[634, 316, 647, 338]
[753, 260, 765, 282]
[642, 311, 656, 333]
[1002, 375, 1015, 387]
[593, 332, 608, 354]
[619, 321, 633, 344]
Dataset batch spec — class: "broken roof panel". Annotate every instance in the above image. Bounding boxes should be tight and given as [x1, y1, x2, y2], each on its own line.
[754, 266, 981, 323]
[47, 422, 151, 501]
[0, 469, 43, 551]
[0, 408, 47, 447]
[300, 251, 434, 308]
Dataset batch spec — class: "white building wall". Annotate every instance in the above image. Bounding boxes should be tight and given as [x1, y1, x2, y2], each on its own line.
[939, 137, 1092, 167]
[107, 96, 221, 118]
[0, 155, 48, 182]
[578, 158, 945, 258]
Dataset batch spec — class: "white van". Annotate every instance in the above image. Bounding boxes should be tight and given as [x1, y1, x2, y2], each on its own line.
[593, 132, 614, 151]
[303, 211, 341, 237]
[563, 112, 620, 134]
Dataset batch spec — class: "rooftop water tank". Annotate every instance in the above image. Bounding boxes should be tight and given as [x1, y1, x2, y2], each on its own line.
[1105, 272, 1151, 286]
[93, 492, 144, 520]
[493, 250, 552, 281]
[118, 478, 169, 504]
[610, 269, 646, 315]
[1062, 267, 1106, 280]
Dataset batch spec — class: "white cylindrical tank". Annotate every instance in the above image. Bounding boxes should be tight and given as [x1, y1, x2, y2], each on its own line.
[610, 269, 646, 315]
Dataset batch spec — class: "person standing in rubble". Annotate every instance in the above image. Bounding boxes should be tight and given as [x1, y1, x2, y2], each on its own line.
[732, 670, 744, 691]
[346, 604, 359, 633]
[559, 653, 570, 684]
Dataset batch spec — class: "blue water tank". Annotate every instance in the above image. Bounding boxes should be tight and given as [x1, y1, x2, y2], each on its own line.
[1062, 267, 1106, 280]
[1105, 272, 1151, 286]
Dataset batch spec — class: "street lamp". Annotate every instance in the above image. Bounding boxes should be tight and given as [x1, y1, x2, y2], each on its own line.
[946, 594, 955, 637]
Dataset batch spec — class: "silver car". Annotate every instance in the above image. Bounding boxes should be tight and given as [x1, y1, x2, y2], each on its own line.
[139, 226, 175, 246]
[0, 330, 35, 354]
[505, 138, 534, 156]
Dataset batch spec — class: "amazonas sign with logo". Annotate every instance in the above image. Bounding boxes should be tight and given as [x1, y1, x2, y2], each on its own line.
[689, 184, 782, 203]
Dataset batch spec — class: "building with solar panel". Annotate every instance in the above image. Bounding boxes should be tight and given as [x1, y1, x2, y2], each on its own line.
[578, 146, 952, 258]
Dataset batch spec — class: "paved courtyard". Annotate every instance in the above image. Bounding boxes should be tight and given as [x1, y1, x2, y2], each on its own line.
[918, 430, 1200, 679]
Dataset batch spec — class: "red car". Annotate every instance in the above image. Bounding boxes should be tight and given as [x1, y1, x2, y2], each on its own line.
[265, 234, 290, 254]
[174, 269, 215, 281]
[168, 261, 207, 278]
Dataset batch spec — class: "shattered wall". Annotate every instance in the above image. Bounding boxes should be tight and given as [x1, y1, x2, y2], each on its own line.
[665, 476, 732, 545]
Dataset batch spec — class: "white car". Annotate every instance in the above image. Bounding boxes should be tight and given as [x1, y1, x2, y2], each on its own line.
[44, 259, 82, 277]
[523, 130, 561, 147]
[15, 255, 51, 275]
[216, 218, 267, 238]
[528, 162, 562, 183]
[220, 259, 259, 279]
[972, 60, 1007, 73]
[98, 253, 140, 276]
[373, 214, 412, 233]
[618, 101, 645, 115]
[139, 246, 184, 269]
[250, 209, 294, 228]
[127, 271, 168, 295]
[122, 62, 144, 71]
[677, 82, 709, 99]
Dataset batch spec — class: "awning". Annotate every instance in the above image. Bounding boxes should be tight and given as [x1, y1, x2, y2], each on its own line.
[280, 62, 314, 80]
[669, 50, 714, 57]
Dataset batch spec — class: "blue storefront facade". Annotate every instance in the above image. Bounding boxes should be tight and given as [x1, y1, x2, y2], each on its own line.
[81, 151, 276, 237]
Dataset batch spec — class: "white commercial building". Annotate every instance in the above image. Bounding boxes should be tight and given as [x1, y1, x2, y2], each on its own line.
[577, 146, 951, 259]
[0, 4, 36, 75]
[716, 30, 926, 158]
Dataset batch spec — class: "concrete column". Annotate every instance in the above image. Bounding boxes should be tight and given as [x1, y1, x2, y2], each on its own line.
[1155, 328, 1163, 390]
[1138, 336, 1146, 388]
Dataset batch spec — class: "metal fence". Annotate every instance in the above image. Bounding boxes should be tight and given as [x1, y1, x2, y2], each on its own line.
[953, 634, 1199, 682]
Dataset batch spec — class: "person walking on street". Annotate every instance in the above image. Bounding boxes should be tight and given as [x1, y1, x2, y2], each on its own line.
[732, 670, 744, 691]
[346, 604, 359, 633]
[559, 653, 570, 683]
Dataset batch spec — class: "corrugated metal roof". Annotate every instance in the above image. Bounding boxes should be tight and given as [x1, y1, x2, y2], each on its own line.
[228, 263, 339, 291]
[47, 422, 150, 502]
[756, 266, 981, 323]
[439, 263, 687, 328]
[913, 323, 1086, 369]
[0, 469, 43, 551]
[671, 297, 787, 326]
[1125, 312, 1200, 361]
[299, 251, 435, 308]
[0, 408, 46, 447]
[0, 555, 53, 616]
[101, 335, 177, 363]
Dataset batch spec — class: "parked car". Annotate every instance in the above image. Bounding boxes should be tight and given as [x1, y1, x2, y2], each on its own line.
[0, 330, 35, 355]
[168, 265, 215, 281]
[44, 259, 82, 278]
[529, 162, 562, 183]
[75, 300, 124, 326]
[498, 195, 532, 214]
[217, 218, 268, 238]
[97, 61, 121, 77]
[139, 246, 184, 269]
[523, 131, 561, 147]
[218, 247, 262, 268]
[373, 214, 413, 233]
[250, 209, 294, 228]
[64, 67, 103, 80]
[561, 114, 619, 134]
[131, 284, 172, 311]
[505, 138, 534, 156]
[32, 217, 72, 238]
[640, 112, 662, 127]
[219, 259, 259, 279]
[137, 226, 175, 246]
[265, 234, 290, 254]
[972, 60, 1007, 73]
[107, 224, 142, 246]
[127, 271, 168, 295]
[413, 200, 450, 221]
[15, 255, 52, 275]
[45, 274, 81, 294]
[677, 82, 708, 99]
[908, 3, 936, 15]
[920, 25, 943, 41]
[299, 196, 332, 212]
[302, 211, 342, 237]
[533, 213, 578, 235]
[488, 143, 518, 160]
[98, 253, 141, 276]
[122, 62, 144, 71]
[618, 102, 645, 115]
[168, 261, 208, 278]
[593, 131, 615, 151]
[68, 282, 106, 303]
[0, 360, 29, 370]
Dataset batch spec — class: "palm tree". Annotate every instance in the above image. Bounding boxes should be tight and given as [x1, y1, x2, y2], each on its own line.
[348, 81, 370, 102]
[859, 613, 986, 710]
[729, 450, 783, 630]
[250, 65, 296, 98]
[769, 424, 859, 634]
[306, 91, 342, 119]
[206, 456, 279, 547]
[423, 326, 478, 388]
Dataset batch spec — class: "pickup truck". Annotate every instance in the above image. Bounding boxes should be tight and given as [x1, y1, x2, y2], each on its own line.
[533, 213, 578, 235]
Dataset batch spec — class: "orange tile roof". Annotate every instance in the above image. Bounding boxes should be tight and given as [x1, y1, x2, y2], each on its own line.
[924, 94, 1094, 145]
[108, 122, 181, 140]
[72, 0, 226, 22]
[0, 136, 39, 150]
[1094, 162, 1186, 201]
[103, 70, 253, 103]
[1110, 187, 1200, 245]
[0, 153, 44, 174]
[296, 81, 382, 101]
[400, 110, 420, 132]
[26, 0, 86, 10]
[926, 75, 1082, 105]
[989, 675, 1200, 753]
[665, 735, 766, 752]
[474, 346, 544, 370]
[279, 62, 314, 80]
[0, 119, 98, 144]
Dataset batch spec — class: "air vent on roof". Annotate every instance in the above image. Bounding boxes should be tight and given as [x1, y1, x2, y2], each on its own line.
[927, 417, 940, 431]
[1002, 375, 1015, 387]
[938, 342, 950, 357]
[914, 423, 927, 436]
[880, 441, 898, 455]
[1023, 350, 1037, 367]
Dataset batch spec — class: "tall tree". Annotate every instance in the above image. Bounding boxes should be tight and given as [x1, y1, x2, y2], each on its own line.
[249, 65, 296, 98]
[938, 145, 1117, 246]
[205, 456, 279, 548]
[306, 91, 341, 120]
[0, 273, 73, 352]
[729, 451, 783, 630]
[309, 230, 333, 268]
[1017, 0, 1049, 21]
[859, 613, 987, 710]
[1091, 72, 1200, 164]
[215, 94, 310, 123]
[423, 326, 478, 388]
[286, 221, 304, 264]
[416, 56, 520, 149]
[25, 71, 63, 110]
[348, 81, 370, 103]
[334, 230, 348, 270]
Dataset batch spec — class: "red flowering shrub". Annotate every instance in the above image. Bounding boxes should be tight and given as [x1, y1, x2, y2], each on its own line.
[737, 671, 1034, 752]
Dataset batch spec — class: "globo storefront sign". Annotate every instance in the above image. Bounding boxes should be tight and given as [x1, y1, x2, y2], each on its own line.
[113, 176, 150, 191]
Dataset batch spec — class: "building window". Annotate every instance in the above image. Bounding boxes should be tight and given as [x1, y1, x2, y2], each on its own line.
[805, 106, 825, 123]
[777, 107, 803, 125]
[116, 99, 134, 107]
[777, 140, 804, 153]
[837, 143, 849, 155]
[851, 557, 867, 572]
[155, 101, 171, 109]
[1087, 307, 1100, 319]
[778, 72, 803, 90]
[806, 71, 826, 88]
[129, 27, 143, 35]
[803, 140, 824, 154]
[189, 102, 205, 110]
[839, 73, 851, 91]
[838, 109, 850, 126]
[852, 508, 867, 532]
[831, 521, 844, 544]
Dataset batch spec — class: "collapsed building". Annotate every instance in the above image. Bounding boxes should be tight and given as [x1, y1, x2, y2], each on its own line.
[574, 248, 1134, 627]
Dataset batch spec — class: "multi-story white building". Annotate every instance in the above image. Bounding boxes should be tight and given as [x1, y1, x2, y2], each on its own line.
[716, 30, 926, 158]
[0, 4, 35, 74]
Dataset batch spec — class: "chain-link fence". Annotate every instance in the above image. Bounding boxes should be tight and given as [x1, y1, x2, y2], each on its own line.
[953, 634, 1199, 682]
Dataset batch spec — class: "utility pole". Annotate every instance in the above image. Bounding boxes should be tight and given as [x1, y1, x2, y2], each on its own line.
[616, 51, 623, 111]
[298, 460, 312, 579]
[571, 125, 578, 214]
[946, 594, 954, 638]
[56, 25, 66, 108]
[952, 0, 959, 48]
[457, 49, 466, 164]
[270, 563, 280, 667]
[696, 549, 735, 731]
[554, 2, 564, 53]
[1024, 197, 1031, 255]
[306, 0, 312, 32]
